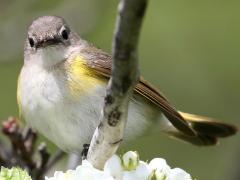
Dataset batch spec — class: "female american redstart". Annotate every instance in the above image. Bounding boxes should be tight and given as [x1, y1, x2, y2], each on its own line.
[17, 16, 237, 153]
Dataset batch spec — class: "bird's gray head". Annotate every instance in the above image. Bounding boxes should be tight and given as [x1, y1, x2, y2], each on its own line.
[24, 16, 80, 67]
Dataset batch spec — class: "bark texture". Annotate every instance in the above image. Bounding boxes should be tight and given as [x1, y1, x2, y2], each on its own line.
[87, 0, 148, 169]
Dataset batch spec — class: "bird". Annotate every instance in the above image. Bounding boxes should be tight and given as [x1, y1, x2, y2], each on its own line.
[17, 15, 237, 154]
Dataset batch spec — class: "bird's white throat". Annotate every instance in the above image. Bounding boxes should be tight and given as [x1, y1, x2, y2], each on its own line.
[28, 45, 68, 68]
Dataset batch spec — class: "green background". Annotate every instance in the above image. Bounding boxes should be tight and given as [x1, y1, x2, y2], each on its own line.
[0, 0, 239, 179]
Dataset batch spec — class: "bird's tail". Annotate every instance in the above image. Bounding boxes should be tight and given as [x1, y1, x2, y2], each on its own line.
[163, 111, 238, 146]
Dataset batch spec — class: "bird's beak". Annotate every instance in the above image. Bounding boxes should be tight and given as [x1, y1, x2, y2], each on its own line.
[36, 38, 61, 49]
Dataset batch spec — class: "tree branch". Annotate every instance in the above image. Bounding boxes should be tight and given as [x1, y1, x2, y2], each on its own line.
[87, 0, 148, 169]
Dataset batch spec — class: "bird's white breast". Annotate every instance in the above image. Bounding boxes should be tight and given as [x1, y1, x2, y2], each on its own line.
[19, 61, 161, 153]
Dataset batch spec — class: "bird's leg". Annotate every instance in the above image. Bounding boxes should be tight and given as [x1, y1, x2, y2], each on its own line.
[81, 144, 89, 160]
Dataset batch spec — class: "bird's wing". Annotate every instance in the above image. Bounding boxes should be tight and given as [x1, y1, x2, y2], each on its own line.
[80, 46, 195, 136]
[135, 78, 195, 136]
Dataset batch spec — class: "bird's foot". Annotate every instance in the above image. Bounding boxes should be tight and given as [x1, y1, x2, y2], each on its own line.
[81, 144, 89, 160]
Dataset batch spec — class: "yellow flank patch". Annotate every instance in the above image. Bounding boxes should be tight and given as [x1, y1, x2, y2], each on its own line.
[66, 56, 106, 98]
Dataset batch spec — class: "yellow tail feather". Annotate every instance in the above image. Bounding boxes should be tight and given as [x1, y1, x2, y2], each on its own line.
[179, 112, 238, 137]
[164, 112, 238, 146]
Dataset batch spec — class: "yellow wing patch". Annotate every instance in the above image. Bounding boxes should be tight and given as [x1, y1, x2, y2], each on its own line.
[66, 56, 107, 98]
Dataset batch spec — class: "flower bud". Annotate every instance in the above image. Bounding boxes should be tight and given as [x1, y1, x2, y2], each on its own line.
[122, 151, 140, 171]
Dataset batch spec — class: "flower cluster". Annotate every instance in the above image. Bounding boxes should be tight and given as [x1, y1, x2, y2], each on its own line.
[46, 151, 192, 180]
[0, 167, 31, 180]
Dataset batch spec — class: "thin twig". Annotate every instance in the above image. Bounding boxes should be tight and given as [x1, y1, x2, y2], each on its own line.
[87, 0, 148, 169]
[1, 117, 65, 179]
[39, 150, 65, 176]
[0, 140, 10, 166]
[2, 117, 36, 169]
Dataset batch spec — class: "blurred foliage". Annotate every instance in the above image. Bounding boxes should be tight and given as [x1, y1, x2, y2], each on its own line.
[0, 167, 31, 180]
[0, 0, 239, 179]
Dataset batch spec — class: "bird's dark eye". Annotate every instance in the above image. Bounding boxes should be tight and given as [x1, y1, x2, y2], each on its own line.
[29, 37, 35, 47]
[61, 29, 68, 40]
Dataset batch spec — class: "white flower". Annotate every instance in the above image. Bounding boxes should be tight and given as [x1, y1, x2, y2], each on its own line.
[46, 151, 193, 180]
[148, 169, 167, 180]
[122, 151, 139, 171]
[149, 158, 171, 175]
[104, 154, 123, 180]
[122, 161, 151, 180]
[167, 168, 192, 180]
[46, 160, 114, 180]
[135, 161, 152, 179]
